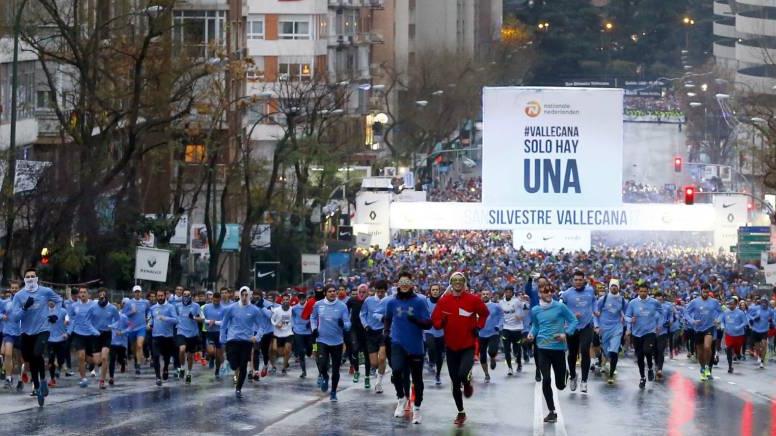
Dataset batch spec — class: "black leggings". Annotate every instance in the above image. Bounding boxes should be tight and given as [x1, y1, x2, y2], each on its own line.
[501, 329, 523, 368]
[47, 341, 68, 380]
[391, 345, 424, 407]
[350, 330, 370, 374]
[317, 343, 343, 391]
[21, 332, 49, 390]
[479, 335, 499, 366]
[152, 336, 175, 379]
[538, 348, 567, 412]
[425, 335, 445, 378]
[109, 346, 127, 378]
[446, 347, 475, 413]
[633, 333, 656, 378]
[226, 340, 252, 391]
[566, 325, 593, 382]
[655, 334, 668, 371]
[252, 334, 273, 370]
[294, 334, 313, 373]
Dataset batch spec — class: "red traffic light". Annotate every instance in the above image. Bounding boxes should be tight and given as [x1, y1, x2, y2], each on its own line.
[674, 156, 682, 172]
[40, 247, 50, 265]
[41, 257, 49, 265]
[683, 185, 695, 205]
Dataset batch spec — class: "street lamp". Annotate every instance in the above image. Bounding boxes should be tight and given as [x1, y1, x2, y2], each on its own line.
[537, 21, 550, 31]
[604, 22, 614, 31]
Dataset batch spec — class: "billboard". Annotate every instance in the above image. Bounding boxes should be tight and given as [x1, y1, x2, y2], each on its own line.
[482, 87, 623, 207]
[512, 229, 591, 252]
[134, 247, 171, 283]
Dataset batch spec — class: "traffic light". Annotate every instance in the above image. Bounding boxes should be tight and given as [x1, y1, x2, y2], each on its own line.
[673, 156, 682, 172]
[40, 247, 50, 265]
[683, 185, 695, 205]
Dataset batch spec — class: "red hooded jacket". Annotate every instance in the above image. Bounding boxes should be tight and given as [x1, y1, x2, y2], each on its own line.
[431, 289, 489, 351]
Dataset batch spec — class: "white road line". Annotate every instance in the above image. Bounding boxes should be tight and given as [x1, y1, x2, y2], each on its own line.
[552, 382, 569, 436]
[533, 381, 544, 436]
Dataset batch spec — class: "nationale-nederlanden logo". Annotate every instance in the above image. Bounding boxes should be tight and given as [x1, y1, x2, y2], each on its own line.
[524, 100, 542, 118]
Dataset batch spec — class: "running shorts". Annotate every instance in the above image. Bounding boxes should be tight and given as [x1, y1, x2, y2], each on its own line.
[176, 335, 199, 353]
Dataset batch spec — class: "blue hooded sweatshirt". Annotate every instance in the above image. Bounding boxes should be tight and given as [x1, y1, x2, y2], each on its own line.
[684, 297, 723, 332]
[385, 292, 430, 355]
[92, 302, 119, 332]
[220, 302, 265, 343]
[530, 300, 578, 351]
[149, 302, 178, 338]
[720, 308, 747, 337]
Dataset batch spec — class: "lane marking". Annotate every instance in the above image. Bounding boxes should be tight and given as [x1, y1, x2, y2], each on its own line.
[533, 381, 544, 436]
[551, 382, 569, 436]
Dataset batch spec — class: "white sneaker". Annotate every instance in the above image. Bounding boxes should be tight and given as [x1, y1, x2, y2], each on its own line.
[580, 381, 588, 393]
[412, 406, 422, 424]
[759, 361, 765, 369]
[90, 370, 97, 378]
[375, 382, 384, 394]
[569, 377, 578, 391]
[394, 399, 407, 418]
[507, 368, 514, 376]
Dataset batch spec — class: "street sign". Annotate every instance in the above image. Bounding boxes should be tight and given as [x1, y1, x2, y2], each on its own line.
[736, 226, 772, 264]
[739, 226, 770, 233]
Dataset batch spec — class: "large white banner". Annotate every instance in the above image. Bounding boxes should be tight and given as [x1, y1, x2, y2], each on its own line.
[301, 254, 321, 274]
[712, 195, 749, 250]
[389, 202, 717, 232]
[512, 229, 591, 252]
[482, 87, 623, 207]
[354, 191, 391, 226]
[135, 247, 170, 283]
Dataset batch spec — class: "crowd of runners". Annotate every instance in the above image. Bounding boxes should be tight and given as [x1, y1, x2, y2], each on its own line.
[0, 231, 774, 427]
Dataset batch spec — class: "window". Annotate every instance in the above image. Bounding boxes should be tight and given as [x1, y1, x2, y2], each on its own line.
[278, 16, 310, 40]
[246, 56, 265, 81]
[184, 144, 206, 164]
[246, 102, 267, 124]
[278, 61, 312, 80]
[36, 90, 56, 109]
[173, 10, 227, 58]
[0, 61, 35, 123]
[247, 15, 264, 40]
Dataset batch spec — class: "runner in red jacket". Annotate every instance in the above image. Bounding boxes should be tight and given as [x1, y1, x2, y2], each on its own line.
[431, 272, 488, 427]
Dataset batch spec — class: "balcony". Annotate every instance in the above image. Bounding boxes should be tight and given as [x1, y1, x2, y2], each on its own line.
[736, 10, 776, 38]
[714, 17, 738, 39]
[364, 0, 384, 8]
[714, 1, 733, 16]
[737, 64, 776, 95]
[736, 37, 776, 66]
[714, 38, 737, 61]
[0, 118, 38, 149]
[737, 0, 774, 7]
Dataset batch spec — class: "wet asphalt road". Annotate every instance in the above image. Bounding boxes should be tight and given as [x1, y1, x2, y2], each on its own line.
[0, 353, 774, 436]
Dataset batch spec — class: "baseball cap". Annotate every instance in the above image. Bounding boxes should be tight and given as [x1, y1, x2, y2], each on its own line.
[132, 285, 142, 292]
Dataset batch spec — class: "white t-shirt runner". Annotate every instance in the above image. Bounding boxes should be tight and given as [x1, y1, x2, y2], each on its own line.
[271, 306, 293, 337]
[499, 298, 528, 331]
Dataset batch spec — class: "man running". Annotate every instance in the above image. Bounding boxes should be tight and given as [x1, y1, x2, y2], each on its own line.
[478, 289, 503, 383]
[46, 300, 68, 388]
[748, 296, 774, 369]
[384, 271, 430, 424]
[176, 289, 202, 384]
[560, 270, 597, 394]
[68, 286, 99, 389]
[270, 294, 293, 375]
[125, 286, 150, 375]
[527, 276, 578, 424]
[12, 268, 62, 406]
[625, 283, 663, 389]
[595, 279, 626, 384]
[1, 281, 23, 392]
[431, 272, 488, 427]
[360, 280, 389, 393]
[291, 293, 313, 378]
[654, 292, 674, 380]
[347, 284, 370, 387]
[251, 291, 274, 380]
[108, 300, 130, 385]
[310, 285, 351, 402]
[92, 288, 119, 389]
[149, 290, 178, 387]
[424, 284, 445, 385]
[202, 291, 226, 380]
[720, 298, 747, 373]
[684, 284, 723, 380]
[499, 285, 527, 375]
[220, 287, 267, 398]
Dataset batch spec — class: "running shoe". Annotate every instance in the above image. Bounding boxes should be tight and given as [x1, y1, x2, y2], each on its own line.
[108, 378, 114, 386]
[299, 371, 307, 379]
[490, 359, 496, 370]
[40, 382, 49, 397]
[454, 412, 467, 427]
[162, 369, 169, 381]
[648, 369, 655, 381]
[320, 376, 329, 393]
[364, 376, 370, 389]
[727, 367, 733, 374]
[412, 407, 422, 424]
[507, 368, 514, 376]
[317, 374, 323, 387]
[235, 389, 242, 399]
[253, 372, 260, 382]
[638, 378, 646, 389]
[607, 375, 614, 385]
[99, 380, 106, 390]
[65, 370, 74, 377]
[704, 368, 712, 380]
[435, 376, 441, 386]
[484, 374, 491, 383]
[375, 382, 384, 394]
[185, 374, 192, 384]
[21, 372, 29, 384]
[156, 378, 162, 387]
[656, 370, 663, 380]
[36, 387, 44, 407]
[349, 365, 355, 376]
[15, 380, 23, 392]
[544, 412, 557, 423]
[580, 381, 588, 393]
[135, 368, 141, 376]
[260, 367, 268, 378]
[463, 380, 474, 398]
[79, 378, 88, 388]
[330, 391, 338, 402]
[699, 369, 707, 381]
[281, 369, 287, 376]
[569, 377, 578, 391]
[517, 365, 523, 373]
[270, 366, 277, 375]
[353, 371, 360, 383]
[90, 369, 97, 378]
[394, 399, 407, 417]
[4, 379, 11, 390]
[47, 379, 56, 388]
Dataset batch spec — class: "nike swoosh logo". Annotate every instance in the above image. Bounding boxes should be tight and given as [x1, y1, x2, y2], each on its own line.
[543, 237, 553, 241]
[364, 201, 377, 206]
[341, 232, 352, 236]
[257, 272, 275, 278]
[722, 203, 735, 208]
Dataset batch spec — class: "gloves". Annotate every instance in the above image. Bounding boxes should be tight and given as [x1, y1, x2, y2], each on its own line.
[188, 312, 195, 320]
[23, 297, 34, 310]
[312, 329, 319, 341]
[48, 314, 58, 323]
[472, 327, 480, 337]
[337, 318, 345, 328]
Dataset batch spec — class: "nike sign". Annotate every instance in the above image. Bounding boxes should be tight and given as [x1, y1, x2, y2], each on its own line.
[364, 200, 377, 206]
[340, 232, 352, 236]
[256, 271, 275, 278]
[722, 203, 735, 208]
[542, 237, 553, 241]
